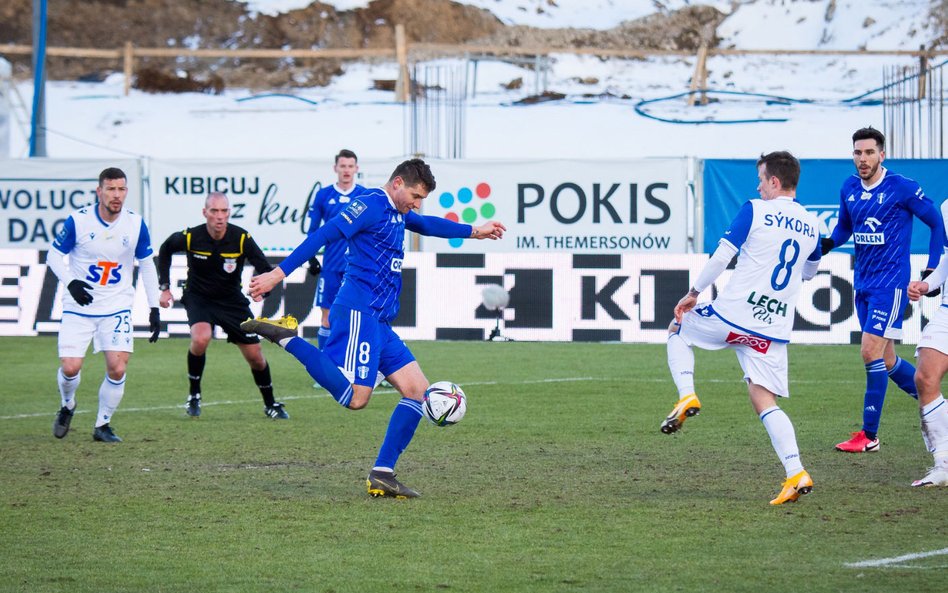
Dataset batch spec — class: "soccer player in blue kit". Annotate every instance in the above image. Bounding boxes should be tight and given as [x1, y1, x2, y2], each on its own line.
[242, 159, 506, 498]
[306, 149, 364, 349]
[822, 127, 946, 453]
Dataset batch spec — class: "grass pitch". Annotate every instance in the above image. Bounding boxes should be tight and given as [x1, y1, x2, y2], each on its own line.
[1, 337, 945, 592]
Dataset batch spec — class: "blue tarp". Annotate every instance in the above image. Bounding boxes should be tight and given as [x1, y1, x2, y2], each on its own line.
[702, 159, 948, 254]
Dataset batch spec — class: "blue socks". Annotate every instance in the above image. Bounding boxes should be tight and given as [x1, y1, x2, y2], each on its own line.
[317, 327, 331, 350]
[375, 398, 423, 470]
[284, 337, 352, 407]
[887, 356, 919, 399]
[862, 358, 888, 439]
[860, 357, 919, 440]
[283, 337, 423, 472]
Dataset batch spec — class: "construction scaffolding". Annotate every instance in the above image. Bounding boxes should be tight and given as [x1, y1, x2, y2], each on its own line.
[406, 62, 468, 159]
[883, 58, 945, 159]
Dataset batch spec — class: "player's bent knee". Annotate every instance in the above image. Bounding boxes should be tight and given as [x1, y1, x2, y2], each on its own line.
[346, 389, 372, 410]
[61, 362, 82, 377]
[347, 398, 370, 410]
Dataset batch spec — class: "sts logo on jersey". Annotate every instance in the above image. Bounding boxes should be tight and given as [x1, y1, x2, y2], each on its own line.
[86, 261, 122, 285]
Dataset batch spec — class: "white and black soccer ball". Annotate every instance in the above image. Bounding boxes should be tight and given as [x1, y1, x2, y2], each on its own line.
[422, 381, 467, 427]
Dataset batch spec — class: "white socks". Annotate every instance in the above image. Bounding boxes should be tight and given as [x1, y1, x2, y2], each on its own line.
[58, 368, 80, 410]
[759, 406, 804, 477]
[921, 395, 948, 467]
[96, 374, 126, 427]
[667, 333, 696, 398]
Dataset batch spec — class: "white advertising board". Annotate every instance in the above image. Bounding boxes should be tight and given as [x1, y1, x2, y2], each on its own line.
[419, 158, 691, 253]
[147, 158, 398, 252]
[2, 250, 937, 345]
[0, 159, 142, 249]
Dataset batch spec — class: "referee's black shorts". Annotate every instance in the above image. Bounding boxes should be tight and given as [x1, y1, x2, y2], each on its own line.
[181, 292, 260, 345]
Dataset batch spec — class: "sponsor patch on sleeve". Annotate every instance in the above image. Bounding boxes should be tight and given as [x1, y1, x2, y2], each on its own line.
[344, 199, 367, 219]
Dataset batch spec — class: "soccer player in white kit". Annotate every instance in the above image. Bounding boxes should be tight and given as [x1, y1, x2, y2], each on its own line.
[662, 151, 822, 504]
[905, 198, 948, 487]
[47, 167, 162, 442]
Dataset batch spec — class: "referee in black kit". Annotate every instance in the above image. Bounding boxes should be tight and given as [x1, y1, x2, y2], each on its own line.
[157, 192, 289, 419]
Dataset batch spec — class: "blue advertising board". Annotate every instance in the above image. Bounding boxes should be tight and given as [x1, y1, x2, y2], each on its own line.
[702, 159, 948, 254]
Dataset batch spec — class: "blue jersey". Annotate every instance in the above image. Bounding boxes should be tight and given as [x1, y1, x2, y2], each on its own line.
[831, 169, 944, 289]
[307, 183, 364, 272]
[279, 187, 474, 322]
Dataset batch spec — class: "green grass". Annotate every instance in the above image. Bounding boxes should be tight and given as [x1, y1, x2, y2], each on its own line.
[1, 337, 946, 592]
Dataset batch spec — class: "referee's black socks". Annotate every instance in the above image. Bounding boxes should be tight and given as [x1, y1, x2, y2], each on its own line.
[253, 363, 275, 407]
[187, 350, 206, 396]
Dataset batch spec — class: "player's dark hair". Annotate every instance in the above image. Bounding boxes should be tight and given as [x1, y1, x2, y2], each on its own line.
[757, 151, 800, 190]
[335, 149, 358, 163]
[390, 158, 436, 192]
[852, 127, 885, 151]
[98, 167, 127, 186]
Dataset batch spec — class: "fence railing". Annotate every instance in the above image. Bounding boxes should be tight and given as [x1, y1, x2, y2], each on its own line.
[2, 25, 945, 101]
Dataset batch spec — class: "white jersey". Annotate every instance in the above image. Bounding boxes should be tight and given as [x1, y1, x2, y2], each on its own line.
[52, 205, 154, 316]
[712, 197, 820, 342]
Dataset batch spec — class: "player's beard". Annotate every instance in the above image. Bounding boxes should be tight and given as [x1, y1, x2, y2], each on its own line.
[858, 162, 879, 181]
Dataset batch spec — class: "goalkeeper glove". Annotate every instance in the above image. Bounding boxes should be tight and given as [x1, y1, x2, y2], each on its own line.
[820, 238, 834, 256]
[149, 307, 161, 343]
[921, 268, 942, 297]
[67, 280, 94, 306]
[308, 257, 321, 276]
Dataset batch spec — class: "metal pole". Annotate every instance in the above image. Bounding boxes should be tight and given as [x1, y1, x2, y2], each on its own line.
[29, 0, 48, 157]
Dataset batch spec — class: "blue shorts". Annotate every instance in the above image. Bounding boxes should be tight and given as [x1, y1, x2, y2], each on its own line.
[855, 287, 908, 340]
[324, 303, 415, 387]
[315, 269, 344, 309]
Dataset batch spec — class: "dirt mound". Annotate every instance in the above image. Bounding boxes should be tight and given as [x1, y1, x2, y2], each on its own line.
[477, 6, 724, 51]
[2, 0, 722, 89]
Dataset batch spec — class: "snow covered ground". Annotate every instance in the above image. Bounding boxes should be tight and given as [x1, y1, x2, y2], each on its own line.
[2, 0, 940, 160]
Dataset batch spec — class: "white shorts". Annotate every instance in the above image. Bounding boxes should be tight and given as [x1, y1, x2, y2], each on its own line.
[916, 304, 948, 357]
[676, 304, 790, 397]
[58, 311, 134, 358]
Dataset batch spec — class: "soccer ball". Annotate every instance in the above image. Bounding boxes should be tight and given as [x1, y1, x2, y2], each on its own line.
[422, 381, 467, 426]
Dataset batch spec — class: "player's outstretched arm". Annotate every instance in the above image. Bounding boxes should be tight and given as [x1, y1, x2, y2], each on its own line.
[470, 221, 506, 240]
[249, 268, 286, 302]
[679, 240, 737, 323]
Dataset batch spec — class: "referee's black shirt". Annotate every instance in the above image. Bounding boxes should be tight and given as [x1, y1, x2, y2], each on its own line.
[157, 224, 272, 302]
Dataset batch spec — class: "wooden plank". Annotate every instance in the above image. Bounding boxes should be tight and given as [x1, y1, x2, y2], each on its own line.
[687, 44, 708, 107]
[1, 42, 946, 64]
[123, 41, 133, 96]
[395, 24, 409, 103]
[0, 44, 122, 58]
[131, 47, 394, 59]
